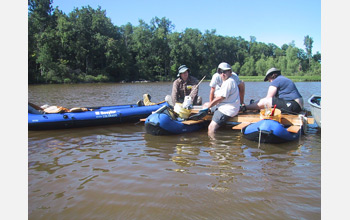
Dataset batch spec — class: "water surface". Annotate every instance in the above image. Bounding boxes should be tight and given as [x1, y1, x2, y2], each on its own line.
[28, 82, 321, 219]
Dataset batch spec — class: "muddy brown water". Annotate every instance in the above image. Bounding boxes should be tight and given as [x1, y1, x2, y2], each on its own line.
[28, 82, 321, 219]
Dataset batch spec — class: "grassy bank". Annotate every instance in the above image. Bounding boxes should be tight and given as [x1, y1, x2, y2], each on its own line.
[238, 75, 321, 82]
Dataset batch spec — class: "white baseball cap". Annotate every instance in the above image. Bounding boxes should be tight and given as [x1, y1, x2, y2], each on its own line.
[217, 62, 231, 73]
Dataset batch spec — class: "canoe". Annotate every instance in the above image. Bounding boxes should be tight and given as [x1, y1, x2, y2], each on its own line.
[242, 119, 303, 143]
[29, 102, 168, 130]
[308, 94, 321, 128]
[144, 105, 208, 135]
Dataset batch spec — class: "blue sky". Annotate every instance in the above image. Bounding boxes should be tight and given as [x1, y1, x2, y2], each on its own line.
[51, 0, 321, 54]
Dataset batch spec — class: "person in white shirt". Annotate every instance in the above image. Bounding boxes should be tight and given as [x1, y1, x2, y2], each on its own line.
[209, 62, 245, 106]
[201, 62, 240, 135]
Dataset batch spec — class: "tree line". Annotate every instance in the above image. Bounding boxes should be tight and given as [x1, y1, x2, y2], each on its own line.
[28, 0, 321, 84]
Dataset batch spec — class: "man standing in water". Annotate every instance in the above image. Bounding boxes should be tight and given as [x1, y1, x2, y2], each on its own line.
[209, 62, 245, 106]
[201, 63, 240, 136]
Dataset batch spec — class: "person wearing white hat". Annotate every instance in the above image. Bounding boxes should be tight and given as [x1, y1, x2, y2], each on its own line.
[245, 67, 304, 113]
[209, 62, 245, 105]
[165, 65, 202, 107]
[201, 62, 240, 136]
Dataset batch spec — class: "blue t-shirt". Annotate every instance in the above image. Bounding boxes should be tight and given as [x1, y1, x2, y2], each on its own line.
[271, 75, 302, 100]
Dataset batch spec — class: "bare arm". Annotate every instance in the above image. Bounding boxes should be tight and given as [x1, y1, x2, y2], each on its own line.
[207, 96, 225, 109]
[238, 81, 245, 104]
[209, 87, 215, 102]
[265, 85, 277, 98]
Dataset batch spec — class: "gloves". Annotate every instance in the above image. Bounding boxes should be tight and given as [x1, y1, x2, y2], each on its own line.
[188, 108, 209, 120]
[239, 104, 247, 112]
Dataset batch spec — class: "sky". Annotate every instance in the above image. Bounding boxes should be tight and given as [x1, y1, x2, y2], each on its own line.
[51, 0, 321, 55]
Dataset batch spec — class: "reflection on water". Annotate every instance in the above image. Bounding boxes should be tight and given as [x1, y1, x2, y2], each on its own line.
[28, 82, 321, 219]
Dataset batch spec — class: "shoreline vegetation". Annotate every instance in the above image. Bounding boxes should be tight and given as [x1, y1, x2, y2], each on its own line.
[29, 75, 321, 85]
[29, 1, 321, 85]
[239, 75, 321, 82]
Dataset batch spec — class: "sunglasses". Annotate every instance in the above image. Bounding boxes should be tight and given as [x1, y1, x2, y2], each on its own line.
[220, 70, 231, 74]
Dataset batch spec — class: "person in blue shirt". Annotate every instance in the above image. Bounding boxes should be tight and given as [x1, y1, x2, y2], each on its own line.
[245, 67, 304, 113]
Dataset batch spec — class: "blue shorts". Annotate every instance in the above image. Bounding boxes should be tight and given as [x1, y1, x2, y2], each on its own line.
[212, 110, 231, 126]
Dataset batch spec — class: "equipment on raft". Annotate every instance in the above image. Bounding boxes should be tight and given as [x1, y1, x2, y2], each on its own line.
[144, 105, 209, 135]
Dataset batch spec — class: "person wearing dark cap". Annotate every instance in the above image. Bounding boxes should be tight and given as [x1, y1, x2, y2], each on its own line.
[245, 67, 304, 113]
[165, 65, 202, 107]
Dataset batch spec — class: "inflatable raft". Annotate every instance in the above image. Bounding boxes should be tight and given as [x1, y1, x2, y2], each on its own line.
[242, 119, 303, 143]
[144, 106, 208, 135]
[29, 102, 168, 130]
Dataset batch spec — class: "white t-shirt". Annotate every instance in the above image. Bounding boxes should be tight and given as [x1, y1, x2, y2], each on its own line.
[215, 77, 240, 117]
[209, 72, 241, 92]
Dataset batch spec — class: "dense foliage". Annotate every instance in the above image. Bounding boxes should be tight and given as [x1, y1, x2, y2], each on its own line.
[28, 0, 321, 84]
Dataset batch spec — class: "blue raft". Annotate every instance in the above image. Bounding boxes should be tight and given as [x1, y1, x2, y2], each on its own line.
[145, 106, 208, 135]
[242, 119, 302, 143]
[29, 102, 168, 130]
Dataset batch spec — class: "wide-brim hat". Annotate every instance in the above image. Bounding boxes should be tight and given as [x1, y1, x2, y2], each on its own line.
[264, 67, 281, 81]
[177, 65, 189, 77]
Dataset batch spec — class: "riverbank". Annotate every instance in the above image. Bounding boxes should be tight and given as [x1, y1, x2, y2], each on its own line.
[28, 75, 321, 85]
[238, 75, 321, 82]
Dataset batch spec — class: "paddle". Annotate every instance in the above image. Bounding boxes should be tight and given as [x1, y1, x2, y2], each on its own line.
[182, 75, 206, 109]
[28, 102, 43, 111]
[182, 75, 208, 120]
[188, 75, 206, 98]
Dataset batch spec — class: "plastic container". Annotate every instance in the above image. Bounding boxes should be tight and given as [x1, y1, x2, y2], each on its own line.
[260, 108, 282, 122]
[174, 103, 192, 119]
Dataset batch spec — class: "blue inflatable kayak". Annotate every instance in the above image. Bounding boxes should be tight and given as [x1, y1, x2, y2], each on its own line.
[145, 106, 208, 135]
[29, 102, 168, 130]
[242, 119, 303, 143]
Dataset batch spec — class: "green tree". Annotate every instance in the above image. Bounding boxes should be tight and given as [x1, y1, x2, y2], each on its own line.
[231, 62, 241, 74]
[285, 45, 300, 75]
[276, 56, 287, 74]
[131, 19, 156, 80]
[28, 0, 55, 83]
[150, 17, 174, 81]
[304, 35, 313, 66]
[169, 28, 205, 79]
[313, 52, 321, 63]
[240, 57, 255, 76]
[28, 4, 321, 84]
[255, 55, 267, 76]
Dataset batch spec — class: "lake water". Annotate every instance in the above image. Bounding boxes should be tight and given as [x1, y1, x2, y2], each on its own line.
[28, 81, 321, 219]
